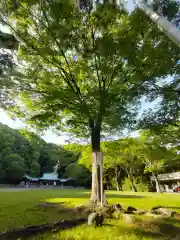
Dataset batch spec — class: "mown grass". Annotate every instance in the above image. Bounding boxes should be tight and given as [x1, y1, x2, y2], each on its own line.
[0, 188, 180, 239]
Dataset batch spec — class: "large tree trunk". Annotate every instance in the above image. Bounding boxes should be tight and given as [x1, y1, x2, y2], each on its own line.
[137, 2, 180, 46]
[89, 119, 106, 206]
[152, 172, 161, 192]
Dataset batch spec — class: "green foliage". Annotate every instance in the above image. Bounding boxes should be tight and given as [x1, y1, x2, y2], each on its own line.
[138, 130, 176, 175]
[0, 123, 78, 183]
[78, 145, 92, 169]
[64, 162, 91, 187]
[103, 138, 143, 178]
[122, 178, 149, 192]
[0, 30, 18, 81]
[5, 153, 25, 183]
[151, 0, 179, 20]
[39, 143, 77, 176]
[0, 123, 38, 182]
[0, 0, 179, 142]
[0, 0, 179, 195]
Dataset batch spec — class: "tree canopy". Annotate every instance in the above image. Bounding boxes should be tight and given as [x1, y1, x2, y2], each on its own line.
[0, 0, 180, 203]
[0, 1, 179, 138]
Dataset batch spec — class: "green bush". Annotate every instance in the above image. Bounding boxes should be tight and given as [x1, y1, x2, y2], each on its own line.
[122, 178, 148, 192]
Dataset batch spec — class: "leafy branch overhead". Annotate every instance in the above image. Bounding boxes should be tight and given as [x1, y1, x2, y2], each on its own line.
[0, 0, 179, 138]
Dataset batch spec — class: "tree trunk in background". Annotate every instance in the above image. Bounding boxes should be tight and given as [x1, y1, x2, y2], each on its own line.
[89, 120, 106, 206]
[115, 165, 123, 191]
[128, 173, 137, 192]
[137, 1, 180, 46]
[152, 172, 161, 192]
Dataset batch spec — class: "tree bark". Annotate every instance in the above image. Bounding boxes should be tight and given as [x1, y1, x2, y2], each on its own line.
[127, 172, 137, 192]
[137, 2, 180, 46]
[89, 119, 105, 206]
[115, 165, 123, 191]
[152, 172, 161, 192]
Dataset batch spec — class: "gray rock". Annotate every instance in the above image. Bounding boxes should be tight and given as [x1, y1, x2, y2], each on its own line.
[113, 204, 126, 213]
[113, 204, 122, 210]
[122, 214, 135, 224]
[152, 208, 175, 217]
[151, 205, 163, 211]
[75, 204, 86, 210]
[133, 210, 147, 215]
[88, 212, 104, 227]
[127, 206, 137, 214]
[101, 206, 115, 218]
[145, 211, 164, 219]
[39, 202, 57, 208]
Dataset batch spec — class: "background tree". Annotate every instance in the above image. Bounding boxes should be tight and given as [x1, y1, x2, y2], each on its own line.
[103, 139, 144, 192]
[0, 123, 78, 183]
[64, 162, 91, 187]
[138, 130, 175, 192]
[148, 0, 179, 20]
[39, 143, 77, 177]
[0, 124, 34, 183]
[138, 0, 180, 46]
[0, 0, 180, 204]
[5, 153, 25, 184]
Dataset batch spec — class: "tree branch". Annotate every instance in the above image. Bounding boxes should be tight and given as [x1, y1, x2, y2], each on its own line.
[0, 2, 92, 117]
[90, 24, 102, 89]
[41, 0, 82, 99]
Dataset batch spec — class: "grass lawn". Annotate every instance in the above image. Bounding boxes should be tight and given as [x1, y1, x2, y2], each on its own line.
[0, 189, 180, 239]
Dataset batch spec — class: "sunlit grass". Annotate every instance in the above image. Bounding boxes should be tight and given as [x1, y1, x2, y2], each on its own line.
[0, 189, 179, 239]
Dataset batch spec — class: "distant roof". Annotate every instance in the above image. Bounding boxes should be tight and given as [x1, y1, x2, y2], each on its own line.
[40, 173, 59, 181]
[157, 172, 180, 182]
[22, 173, 73, 182]
[22, 174, 39, 181]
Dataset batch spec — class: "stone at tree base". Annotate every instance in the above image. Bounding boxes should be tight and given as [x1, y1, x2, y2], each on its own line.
[113, 204, 126, 213]
[113, 204, 122, 210]
[122, 214, 135, 224]
[126, 206, 137, 214]
[151, 205, 163, 211]
[98, 206, 115, 218]
[105, 206, 116, 218]
[175, 213, 180, 219]
[88, 212, 104, 227]
[145, 211, 164, 219]
[111, 204, 126, 219]
[72, 205, 93, 217]
[38, 202, 59, 208]
[133, 210, 147, 215]
[152, 208, 175, 217]
[75, 205, 87, 212]
[82, 208, 93, 216]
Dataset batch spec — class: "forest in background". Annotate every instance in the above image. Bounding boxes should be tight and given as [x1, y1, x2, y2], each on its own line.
[1, 122, 179, 192]
[0, 123, 90, 186]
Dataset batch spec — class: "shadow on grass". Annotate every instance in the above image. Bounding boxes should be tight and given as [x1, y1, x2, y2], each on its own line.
[164, 206, 180, 211]
[130, 219, 180, 239]
[132, 227, 164, 239]
[45, 192, 146, 203]
[163, 217, 180, 227]
[107, 193, 146, 199]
